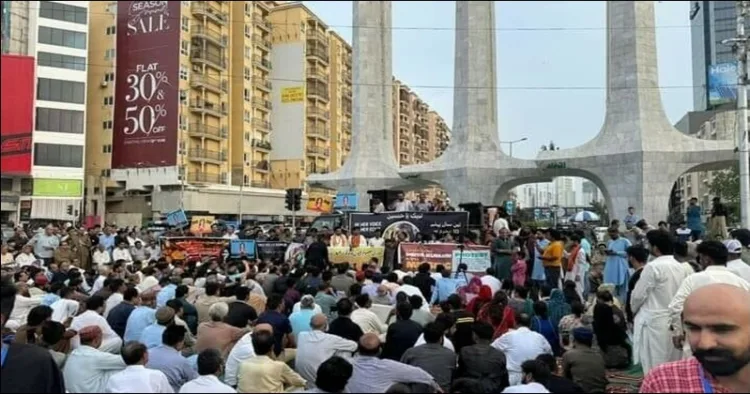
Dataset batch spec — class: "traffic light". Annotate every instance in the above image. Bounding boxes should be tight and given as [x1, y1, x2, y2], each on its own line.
[285, 189, 294, 211]
[292, 188, 302, 211]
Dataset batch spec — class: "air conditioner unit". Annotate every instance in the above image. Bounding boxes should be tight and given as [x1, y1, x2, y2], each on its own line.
[100, 81, 108, 88]
[193, 65, 201, 72]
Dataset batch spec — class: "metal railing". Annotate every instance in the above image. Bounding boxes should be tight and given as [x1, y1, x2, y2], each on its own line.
[188, 148, 226, 162]
[191, 3, 228, 25]
[306, 146, 330, 156]
[188, 123, 227, 140]
[188, 171, 223, 184]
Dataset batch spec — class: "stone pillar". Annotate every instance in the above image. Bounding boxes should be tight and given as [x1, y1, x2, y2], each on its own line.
[449, 1, 500, 160]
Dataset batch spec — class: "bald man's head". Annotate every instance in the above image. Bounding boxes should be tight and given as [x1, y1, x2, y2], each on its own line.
[310, 314, 327, 330]
[254, 323, 273, 335]
[683, 284, 750, 377]
[358, 333, 381, 357]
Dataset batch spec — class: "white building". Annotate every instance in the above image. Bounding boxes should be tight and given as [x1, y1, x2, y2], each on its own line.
[1, 1, 89, 223]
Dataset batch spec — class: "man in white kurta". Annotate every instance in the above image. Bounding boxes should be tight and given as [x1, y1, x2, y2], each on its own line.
[668, 240, 750, 359]
[63, 326, 126, 393]
[629, 233, 691, 375]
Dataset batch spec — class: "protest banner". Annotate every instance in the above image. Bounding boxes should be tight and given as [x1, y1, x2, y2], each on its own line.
[328, 246, 385, 270]
[399, 242, 491, 273]
[189, 216, 215, 235]
[306, 193, 333, 213]
[165, 209, 188, 227]
[349, 211, 468, 239]
[256, 241, 290, 262]
[161, 237, 228, 263]
[451, 246, 492, 274]
[285, 242, 307, 264]
[399, 243, 455, 271]
[230, 239, 256, 258]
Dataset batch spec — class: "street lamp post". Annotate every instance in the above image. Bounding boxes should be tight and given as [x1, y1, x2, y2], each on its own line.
[500, 137, 528, 158]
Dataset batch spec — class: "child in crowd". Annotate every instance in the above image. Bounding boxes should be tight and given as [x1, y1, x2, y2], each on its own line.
[511, 249, 527, 288]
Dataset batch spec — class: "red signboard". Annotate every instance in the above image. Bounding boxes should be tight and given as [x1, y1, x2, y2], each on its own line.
[0, 55, 34, 175]
[112, 1, 180, 169]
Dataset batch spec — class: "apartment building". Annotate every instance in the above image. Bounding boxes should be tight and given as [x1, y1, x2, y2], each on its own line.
[267, 2, 335, 191]
[328, 31, 353, 172]
[675, 109, 737, 212]
[393, 80, 451, 199]
[84, 1, 288, 223]
[1, 1, 89, 223]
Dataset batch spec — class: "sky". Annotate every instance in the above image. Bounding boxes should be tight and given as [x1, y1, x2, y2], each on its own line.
[303, 1, 694, 160]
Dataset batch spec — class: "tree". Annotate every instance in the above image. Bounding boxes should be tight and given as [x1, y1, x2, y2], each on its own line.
[589, 200, 609, 225]
[708, 163, 741, 222]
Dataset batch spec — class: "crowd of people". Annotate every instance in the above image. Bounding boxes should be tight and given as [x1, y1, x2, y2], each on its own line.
[1, 206, 749, 393]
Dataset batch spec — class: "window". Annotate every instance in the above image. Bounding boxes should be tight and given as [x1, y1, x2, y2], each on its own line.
[179, 115, 187, 130]
[39, 1, 87, 24]
[0, 178, 12, 191]
[244, 45, 251, 59]
[244, 132, 250, 141]
[105, 48, 116, 60]
[245, 3, 251, 16]
[181, 16, 189, 32]
[181, 41, 189, 56]
[101, 169, 111, 177]
[104, 96, 114, 105]
[102, 120, 113, 130]
[106, 26, 116, 35]
[36, 108, 84, 134]
[244, 67, 251, 81]
[243, 175, 249, 186]
[37, 52, 86, 71]
[243, 153, 248, 163]
[37, 78, 85, 104]
[38, 26, 87, 50]
[244, 24, 251, 38]
[33, 143, 83, 168]
[243, 88, 250, 102]
[179, 66, 188, 80]
[102, 144, 112, 153]
[244, 110, 251, 122]
[104, 72, 115, 82]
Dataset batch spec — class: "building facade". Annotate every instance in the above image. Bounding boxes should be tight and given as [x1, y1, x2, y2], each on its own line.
[675, 109, 736, 212]
[690, 1, 748, 110]
[1, 1, 89, 224]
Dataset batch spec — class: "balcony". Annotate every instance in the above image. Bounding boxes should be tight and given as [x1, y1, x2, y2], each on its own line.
[307, 107, 329, 120]
[188, 171, 224, 184]
[253, 15, 271, 32]
[253, 55, 272, 71]
[191, 24, 227, 47]
[307, 67, 328, 82]
[343, 139, 351, 150]
[252, 138, 272, 151]
[252, 97, 272, 111]
[255, 1, 270, 11]
[251, 180, 270, 188]
[306, 85, 329, 101]
[399, 101, 409, 112]
[190, 74, 227, 94]
[307, 126, 330, 140]
[344, 70, 352, 82]
[189, 100, 226, 118]
[253, 34, 272, 50]
[253, 160, 270, 172]
[252, 118, 272, 131]
[307, 165, 330, 175]
[306, 46, 329, 64]
[400, 144, 410, 153]
[399, 113, 409, 123]
[256, 79, 272, 92]
[191, 2, 228, 26]
[307, 29, 328, 45]
[191, 49, 226, 70]
[306, 146, 329, 157]
[188, 123, 227, 141]
[188, 148, 226, 163]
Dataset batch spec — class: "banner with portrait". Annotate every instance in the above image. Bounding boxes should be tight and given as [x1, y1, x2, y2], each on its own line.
[306, 193, 333, 213]
[349, 211, 469, 240]
[256, 241, 290, 262]
[230, 239, 256, 258]
[160, 237, 228, 263]
[190, 215, 215, 235]
[328, 246, 385, 270]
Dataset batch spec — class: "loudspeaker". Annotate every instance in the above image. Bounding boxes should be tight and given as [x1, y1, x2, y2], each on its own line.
[459, 202, 484, 228]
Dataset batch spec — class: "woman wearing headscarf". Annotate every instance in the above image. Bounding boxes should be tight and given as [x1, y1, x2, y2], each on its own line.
[531, 300, 561, 356]
[466, 284, 492, 317]
[546, 288, 571, 329]
[459, 276, 483, 306]
[593, 289, 631, 369]
[477, 291, 516, 340]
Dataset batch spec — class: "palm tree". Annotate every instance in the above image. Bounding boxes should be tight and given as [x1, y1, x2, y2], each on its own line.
[589, 200, 609, 224]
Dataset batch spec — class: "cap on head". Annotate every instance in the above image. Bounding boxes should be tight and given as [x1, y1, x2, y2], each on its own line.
[155, 307, 175, 325]
[723, 239, 743, 254]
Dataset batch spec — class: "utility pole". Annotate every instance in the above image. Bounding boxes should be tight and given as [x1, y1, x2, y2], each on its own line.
[737, 1, 750, 229]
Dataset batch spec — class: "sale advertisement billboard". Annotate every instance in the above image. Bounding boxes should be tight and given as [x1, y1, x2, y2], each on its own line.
[708, 62, 739, 107]
[0, 55, 34, 175]
[112, 1, 180, 169]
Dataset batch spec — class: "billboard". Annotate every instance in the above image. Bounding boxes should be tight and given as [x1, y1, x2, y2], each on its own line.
[306, 192, 333, 213]
[33, 179, 83, 197]
[349, 211, 469, 239]
[334, 193, 358, 211]
[0, 55, 34, 175]
[708, 62, 739, 106]
[160, 237, 228, 263]
[398, 243, 491, 273]
[112, 1, 181, 169]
